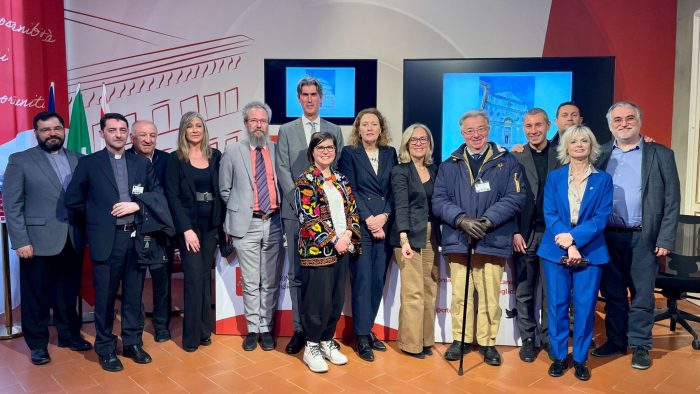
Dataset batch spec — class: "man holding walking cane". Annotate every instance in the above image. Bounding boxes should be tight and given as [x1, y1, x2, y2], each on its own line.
[433, 110, 526, 367]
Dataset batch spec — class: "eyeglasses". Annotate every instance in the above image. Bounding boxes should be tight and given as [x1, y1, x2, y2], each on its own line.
[462, 126, 488, 135]
[611, 115, 638, 125]
[315, 145, 336, 152]
[247, 119, 269, 125]
[409, 137, 429, 145]
[37, 126, 65, 133]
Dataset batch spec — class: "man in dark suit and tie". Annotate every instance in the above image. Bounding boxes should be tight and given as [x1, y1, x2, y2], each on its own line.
[220, 101, 284, 352]
[3, 111, 91, 365]
[591, 101, 680, 370]
[276, 77, 344, 354]
[66, 113, 160, 372]
[511, 108, 558, 362]
[128, 120, 173, 343]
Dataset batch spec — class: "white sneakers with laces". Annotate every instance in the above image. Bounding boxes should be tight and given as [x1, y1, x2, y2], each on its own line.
[303, 342, 329, 373]
[321, 340, 348, 365]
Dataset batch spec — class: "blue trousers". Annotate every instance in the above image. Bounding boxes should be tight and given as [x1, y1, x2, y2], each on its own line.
[543, 259, 602, 363]
[350, 233, 391, 335]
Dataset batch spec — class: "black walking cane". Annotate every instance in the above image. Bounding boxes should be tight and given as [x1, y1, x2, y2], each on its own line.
[457, 239, 475, 376]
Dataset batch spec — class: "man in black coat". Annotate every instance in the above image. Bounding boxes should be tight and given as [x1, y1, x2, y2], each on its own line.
[65, 113, 161, 372]
[128, 120, 173, 343]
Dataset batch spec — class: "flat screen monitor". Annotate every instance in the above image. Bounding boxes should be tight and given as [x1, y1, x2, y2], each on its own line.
[265, 59, 378, 125]
[403, 57, 615, 162]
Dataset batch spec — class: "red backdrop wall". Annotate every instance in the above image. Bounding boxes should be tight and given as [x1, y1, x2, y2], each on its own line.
[544, 0, 677, 146]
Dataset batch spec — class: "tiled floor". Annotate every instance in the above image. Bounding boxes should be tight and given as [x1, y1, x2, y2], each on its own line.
[1, 286, 699, 393]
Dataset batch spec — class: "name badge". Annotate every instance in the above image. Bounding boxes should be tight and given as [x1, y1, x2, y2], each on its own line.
[132, 184, 144, 195]
[474, 179, 491, 193]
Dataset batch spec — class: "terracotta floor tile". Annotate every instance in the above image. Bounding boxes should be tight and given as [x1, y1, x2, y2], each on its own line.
[52, 368, 101, 392]
[0, 385, 26, 394]
[208, 371, 262, 393]
[287, 372, 345, 393]
[129, 370, 185, 393]
[167, 370, 223, 393]
[246, 371, 307, 393]
[367, 373, 432, 393]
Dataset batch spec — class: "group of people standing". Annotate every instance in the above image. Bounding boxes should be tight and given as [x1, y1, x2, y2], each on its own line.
[4, 75, 680, 380]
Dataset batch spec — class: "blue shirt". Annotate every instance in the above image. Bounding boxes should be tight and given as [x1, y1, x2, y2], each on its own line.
[605, 138, 643, 228]
[43, 148, 72, 190]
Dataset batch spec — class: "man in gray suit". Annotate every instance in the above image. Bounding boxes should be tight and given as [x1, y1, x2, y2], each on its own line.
[3, 111, 91, 365]
[511, 108, 557, 363]
[220, 101, 284, 352]
[276, 77, 344, 354]
[592, 101, 680, 370]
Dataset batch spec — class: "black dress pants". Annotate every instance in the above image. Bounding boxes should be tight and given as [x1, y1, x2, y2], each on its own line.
[147, 245, 174, 333]
[600, 230, 657, 350]
[178, 226, 218, 349]
[92, 230, 146, 356]
[300, 255, 349, 343]
[513, 230, 549, 345]
[19, 237, 83, 350]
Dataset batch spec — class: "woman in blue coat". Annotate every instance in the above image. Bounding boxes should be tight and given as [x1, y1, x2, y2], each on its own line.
[338, 108, 398, 362]
[537, 125, 613, 381]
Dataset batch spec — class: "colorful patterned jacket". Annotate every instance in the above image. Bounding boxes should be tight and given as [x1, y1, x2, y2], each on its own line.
[294, 165, 361, 267]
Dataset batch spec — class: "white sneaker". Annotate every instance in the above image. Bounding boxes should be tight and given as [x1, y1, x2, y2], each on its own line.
[321, 340, 348, 365]
[303, 342, 329, 373]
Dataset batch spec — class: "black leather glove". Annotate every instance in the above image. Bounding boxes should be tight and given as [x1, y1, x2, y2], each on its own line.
[456, 214, 488, 240]
[477, 217, 494, 231]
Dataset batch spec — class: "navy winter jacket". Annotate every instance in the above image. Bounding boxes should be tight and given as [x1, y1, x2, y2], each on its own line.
[432, 142, 526, 258]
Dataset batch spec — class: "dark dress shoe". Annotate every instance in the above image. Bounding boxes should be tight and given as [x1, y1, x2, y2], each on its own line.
[519, 338, 536, 363]
[58, 337, 93, 352]
[243, 333, 258, 351]
[444, 340, 470, 361]
[631, 348, 651, 370]
[30, 348, 51, 365]
[356, 335, 374, 361]
[183, 346, 198, 352]
[480, 346, 501, 366]
[285, 331, 305, 354]
[401, 349, 425, 359]
[155, 330, 171, 343]
[422, 346, 433, 356]
[549, 359, 567, 377]
[574, 361, 591, 380]
[368, 332, 387, 351]
[123, 345, 152, 364]
[200, 337, 212, 346]
[99, 353, 124, 372]
[260, 332, 275, 351]
[591, 341, 627, 357]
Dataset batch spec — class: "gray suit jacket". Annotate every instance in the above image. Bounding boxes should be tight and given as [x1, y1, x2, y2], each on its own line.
[275, 118, 343, 220]
[596, 140, 681, 250]
[3, 146, 85, 256]
[219, 141, 281, 238]
[512, 144, 558, 239]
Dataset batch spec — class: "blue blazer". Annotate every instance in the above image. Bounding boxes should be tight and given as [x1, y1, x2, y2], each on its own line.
[537, 164, 613, 265]
[337, 145, 397, 222]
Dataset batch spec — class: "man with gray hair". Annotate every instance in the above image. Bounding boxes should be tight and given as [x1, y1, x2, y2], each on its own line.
[592, 101, 680, 370]
[127, 119, 173, 343]
[433, 110, 526, 366]
[276, 77, 344, 354]
[219, 101, 284, 351]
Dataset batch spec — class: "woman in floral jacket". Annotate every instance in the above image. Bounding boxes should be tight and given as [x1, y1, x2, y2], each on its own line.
[294, 131, 360, 373]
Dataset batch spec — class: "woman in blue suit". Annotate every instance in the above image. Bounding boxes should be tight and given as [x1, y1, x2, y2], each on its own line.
[537, 125, 613, 381]
[338, 108, 398, 362]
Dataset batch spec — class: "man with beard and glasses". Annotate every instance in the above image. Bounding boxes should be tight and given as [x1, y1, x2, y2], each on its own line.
[3, 111, 91, 365]
[219, 101, 284, 351]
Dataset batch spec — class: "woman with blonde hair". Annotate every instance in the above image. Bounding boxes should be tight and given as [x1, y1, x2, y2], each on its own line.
[165, 111, 224, 352]
[537, 125, 613, 380]
[389, 123, 441, 358]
